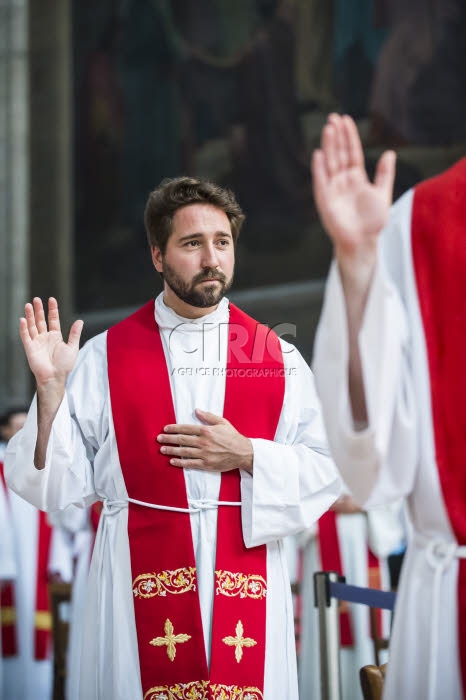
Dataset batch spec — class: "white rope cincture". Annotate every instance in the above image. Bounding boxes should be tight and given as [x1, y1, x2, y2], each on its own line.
[102, 497, 241, 515]
[414, 533, 466, 700]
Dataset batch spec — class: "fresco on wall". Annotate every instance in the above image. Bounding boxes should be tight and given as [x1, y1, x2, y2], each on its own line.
[72, 0, 466, 311]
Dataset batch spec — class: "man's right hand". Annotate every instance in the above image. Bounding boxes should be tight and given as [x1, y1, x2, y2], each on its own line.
[20, 297, 83, 388]
[19, 297, 83, 469]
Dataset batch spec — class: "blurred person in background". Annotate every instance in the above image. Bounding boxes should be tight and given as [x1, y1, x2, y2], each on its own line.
[313, 112, 466, 700]
[298, 494, 403, 700]
[0, 409, 28, 452]
[0, 412, 18, 699]
[1, 408, 73, 699]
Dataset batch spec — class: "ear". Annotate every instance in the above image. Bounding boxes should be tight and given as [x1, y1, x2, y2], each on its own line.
[151, 245, 163, 273]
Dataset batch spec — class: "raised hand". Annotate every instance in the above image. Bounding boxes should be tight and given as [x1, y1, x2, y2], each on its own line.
[312, 115, 396, 427]
[19, 297, 83, 387]
[312, 113, 396, 261]
[157, 408, 253, 474]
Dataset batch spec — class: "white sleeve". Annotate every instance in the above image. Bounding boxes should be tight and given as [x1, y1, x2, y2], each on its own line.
[366, 500, 406, 559]
[48, 502, 90, 534]
[240, 341, 343, 548]
[4, 333, 109, 512]
[313, 192, 418, 507]
[48, 525, 75, 582]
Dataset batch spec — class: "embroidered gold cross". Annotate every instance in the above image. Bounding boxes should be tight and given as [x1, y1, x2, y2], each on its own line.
[149, 619, 191, 662]
[222, 620, 257, 663]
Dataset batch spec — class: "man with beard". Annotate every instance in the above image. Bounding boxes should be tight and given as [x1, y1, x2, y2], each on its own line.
[5, 177, 341, 700]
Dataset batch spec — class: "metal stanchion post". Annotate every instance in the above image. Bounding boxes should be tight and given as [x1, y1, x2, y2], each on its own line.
[314, 571, 342, 700]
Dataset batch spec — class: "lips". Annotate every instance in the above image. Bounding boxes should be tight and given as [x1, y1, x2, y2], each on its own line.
[192, 271, 226, 287]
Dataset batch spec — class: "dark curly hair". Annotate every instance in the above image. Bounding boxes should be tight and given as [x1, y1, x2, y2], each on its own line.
[144, 176, 245, 254]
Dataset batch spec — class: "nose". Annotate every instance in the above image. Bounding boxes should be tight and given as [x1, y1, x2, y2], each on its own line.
[201, 242, 220, 269]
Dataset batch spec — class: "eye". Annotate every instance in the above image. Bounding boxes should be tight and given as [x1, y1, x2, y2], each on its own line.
[184, 240, 200, 247]
[217, 239, 230, 247]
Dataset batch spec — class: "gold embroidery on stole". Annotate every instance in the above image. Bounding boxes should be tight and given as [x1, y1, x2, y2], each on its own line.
[215, 571, 267, 599]
[143, 681, 263, 700]
[133, 567, 197, 598]
[222, 620, 257, 663]
[149, 619, 192, 662]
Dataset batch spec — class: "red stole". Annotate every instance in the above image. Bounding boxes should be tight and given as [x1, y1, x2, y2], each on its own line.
[411, 158, 466, 692]
[318, 511, 354, 646]
[107, 301, 285, 699]
[367, 548, 383, 640]
[0, 461, 18, 656]
[0, 464, 52, 659]
[33, 510, 53, 659]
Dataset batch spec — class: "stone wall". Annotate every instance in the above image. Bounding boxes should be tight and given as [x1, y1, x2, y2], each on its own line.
[0, 0, 29, 411]
[0, 0, 73, 412]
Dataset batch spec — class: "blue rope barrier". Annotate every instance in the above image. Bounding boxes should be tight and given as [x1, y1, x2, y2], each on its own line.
[329, 580, 396, 611]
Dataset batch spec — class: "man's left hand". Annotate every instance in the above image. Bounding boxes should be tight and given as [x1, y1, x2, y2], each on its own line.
[157, 409, 253, 474]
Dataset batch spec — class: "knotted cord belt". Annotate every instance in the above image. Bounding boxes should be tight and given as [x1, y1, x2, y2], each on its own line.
[414, 532, 466, 700]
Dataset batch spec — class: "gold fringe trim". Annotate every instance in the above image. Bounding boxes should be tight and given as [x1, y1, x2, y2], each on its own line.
[34, 610, 52, 631]
[1, 606, 16, 625]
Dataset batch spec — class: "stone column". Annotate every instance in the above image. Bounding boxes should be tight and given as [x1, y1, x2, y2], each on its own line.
[0, 0, 30, 411]
[28, 0, 73, 325]
[0, 0, 73, 413]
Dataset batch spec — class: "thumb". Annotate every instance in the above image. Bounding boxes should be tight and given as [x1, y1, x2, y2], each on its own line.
[68, 319, 84, 349]
[195, 408, 225, 425]
[374, 150, 396, 204]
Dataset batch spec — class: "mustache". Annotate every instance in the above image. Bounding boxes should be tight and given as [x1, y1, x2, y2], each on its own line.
[192, 269, 227, 285]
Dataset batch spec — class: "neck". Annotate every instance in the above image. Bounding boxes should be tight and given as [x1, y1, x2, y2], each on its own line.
[162, 287, 220, 319]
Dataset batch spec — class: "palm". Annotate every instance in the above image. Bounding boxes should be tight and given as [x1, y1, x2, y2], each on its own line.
[26, 329, 78, 383]
[321, 167, 390, 250]
[20, 298, 83, 385]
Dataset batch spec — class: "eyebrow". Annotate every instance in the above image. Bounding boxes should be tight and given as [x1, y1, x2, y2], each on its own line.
[177, 231, 233, 243]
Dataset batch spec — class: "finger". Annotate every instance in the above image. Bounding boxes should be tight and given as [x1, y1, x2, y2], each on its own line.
[19, 317, 33, 349]
[195, 409, 225, 425]
[170, 458, 206, 470]
[322, 121, 339, 177]
[33, 297, 47, 334]
[311, 149, 330, 213]
[24, 303, 38, 340]
[342, 115, 365, 169]
[157, 433, 201, 446]
[163, 424, 202, 435]
[68, 320, 84, 349]
[374, 150, 396, 204]
[47, 297, 61, 333]
[328, 113, 348, 169]
[160, 445, 202, 458]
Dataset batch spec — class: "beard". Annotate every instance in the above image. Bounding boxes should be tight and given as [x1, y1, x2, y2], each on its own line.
[162, 261, 233, 308]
